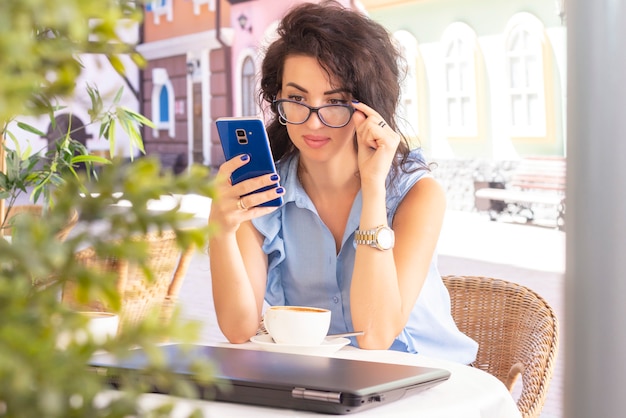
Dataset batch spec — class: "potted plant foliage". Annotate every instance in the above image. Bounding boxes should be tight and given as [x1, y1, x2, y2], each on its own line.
[1, 84, 148, 236]
[0, 1, 217, 416]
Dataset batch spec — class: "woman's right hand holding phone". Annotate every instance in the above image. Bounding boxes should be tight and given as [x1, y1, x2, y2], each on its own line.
[209, 154, 284, 234]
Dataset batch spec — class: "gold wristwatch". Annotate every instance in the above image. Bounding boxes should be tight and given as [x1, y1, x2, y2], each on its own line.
[354, 225, 395, 251]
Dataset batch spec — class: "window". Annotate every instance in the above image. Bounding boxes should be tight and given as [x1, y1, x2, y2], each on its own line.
[151, 68, 175, 138]
[241, 56, 256, 116]
[146, 0, 172, 24]
[441, 23, 478, 137]
[192, 0, 215, 15]
[158, 87, 169, 122]
[504, 13, 547, 137]
[393, 30, 420, 136]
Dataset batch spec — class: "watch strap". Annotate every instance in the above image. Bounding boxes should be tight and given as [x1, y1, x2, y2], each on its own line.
[354, 225, 394, 250]
[354, 227, 378, 246]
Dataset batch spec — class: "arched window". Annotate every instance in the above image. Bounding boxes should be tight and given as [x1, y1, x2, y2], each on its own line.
[504, 13, 547, 137]
[46, 114, 91, 171]
[192, 0, 214, 15]
[241, 56, 256, 116]
[441, 22, 479, 137]
[159, 87, 169, 122]
[145, 0, 173, 24]
[393, 30, 420, 137]
[46, 114, 90, 149]
[151, 68, 175, 138]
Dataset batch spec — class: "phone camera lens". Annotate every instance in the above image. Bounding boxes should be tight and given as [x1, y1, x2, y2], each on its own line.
[235, 128, 248, 145]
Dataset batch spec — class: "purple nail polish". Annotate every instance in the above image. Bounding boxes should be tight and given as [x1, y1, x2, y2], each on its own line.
[270, 174, 279, 181]
[240, 154, 249, 161]
[276, 187, 285, 194]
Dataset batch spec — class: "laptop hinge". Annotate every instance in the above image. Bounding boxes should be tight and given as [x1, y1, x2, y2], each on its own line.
[292, 387, 342, 403]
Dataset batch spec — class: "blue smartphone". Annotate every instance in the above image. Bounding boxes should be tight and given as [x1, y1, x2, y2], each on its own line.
[216, 117, 283, 207]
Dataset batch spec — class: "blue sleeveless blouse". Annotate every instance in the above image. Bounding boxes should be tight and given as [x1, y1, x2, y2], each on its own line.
[252, 149, 478, 364]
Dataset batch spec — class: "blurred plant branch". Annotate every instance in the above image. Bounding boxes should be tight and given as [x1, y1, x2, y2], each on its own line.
[1, 84, 151, 232]
[0, 1, 221, 416]
[1, 157, 218, 417]
[0, 0, 145, 123]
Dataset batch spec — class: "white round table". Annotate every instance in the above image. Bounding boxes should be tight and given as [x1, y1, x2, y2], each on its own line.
[128, 342, 521, 418]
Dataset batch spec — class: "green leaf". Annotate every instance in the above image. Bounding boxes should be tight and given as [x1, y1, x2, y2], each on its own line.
[107, 55, 126, 75]
[17, 122, 46, 137]
[113, 86, 124, 105]
[107, 119, 117, 155]
[71, 155, 110, 165]
[4, 131, 22, 155]
[99, 116, 110, 139]
[123, 106, 155, 129]
[130, 52, 147, 68]
[22, 143, 33, 160]
[86, 84, 104, 122]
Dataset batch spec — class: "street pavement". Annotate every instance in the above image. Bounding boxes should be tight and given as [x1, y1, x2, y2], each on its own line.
[177, 209, 565, 418]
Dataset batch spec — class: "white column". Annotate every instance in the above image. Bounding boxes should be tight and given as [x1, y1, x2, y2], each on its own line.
[565, 1, 626, 417]
[201, 50, 211, 167]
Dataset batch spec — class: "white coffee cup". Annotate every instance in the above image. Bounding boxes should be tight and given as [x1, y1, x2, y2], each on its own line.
[82, 312, 119, 344]
[57, 312, 119, 349]
[263, 306, 331, 346]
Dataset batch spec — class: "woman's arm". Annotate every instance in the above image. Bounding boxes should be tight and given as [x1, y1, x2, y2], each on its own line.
[351, 177, 446, 349]
[208, 155, 283, 343]
[210, 221, 268, 343]
[349, 102, 445, 349]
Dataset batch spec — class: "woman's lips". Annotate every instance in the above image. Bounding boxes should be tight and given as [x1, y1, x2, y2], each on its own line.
[303, 135, 330, 149]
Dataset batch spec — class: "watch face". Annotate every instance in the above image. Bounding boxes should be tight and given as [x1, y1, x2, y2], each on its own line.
[376, 227, 394, 250]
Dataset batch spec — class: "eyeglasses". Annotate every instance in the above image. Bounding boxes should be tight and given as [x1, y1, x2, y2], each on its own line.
[274, 99, 355, 128]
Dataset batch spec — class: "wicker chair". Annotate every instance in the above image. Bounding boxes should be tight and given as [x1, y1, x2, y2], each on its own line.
[1, 204, 78, 240]
[442, 275, 559, 418]
[62, 229, 196, 331]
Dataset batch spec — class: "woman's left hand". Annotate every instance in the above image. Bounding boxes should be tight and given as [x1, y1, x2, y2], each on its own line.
[351, 101, 401, 186]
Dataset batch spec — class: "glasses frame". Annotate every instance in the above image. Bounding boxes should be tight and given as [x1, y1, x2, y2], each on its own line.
[273, 99, 355, 128]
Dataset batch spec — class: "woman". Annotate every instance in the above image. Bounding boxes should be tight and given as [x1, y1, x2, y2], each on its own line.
[209, 0, 477, 364]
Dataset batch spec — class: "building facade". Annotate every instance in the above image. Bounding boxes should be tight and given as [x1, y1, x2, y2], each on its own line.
[139, 0, 354, 171]
[139, 0, 568, 215]
[139, 0, 234, 171]
[361, 0, 567, 161]
[360, 0, 567, 213]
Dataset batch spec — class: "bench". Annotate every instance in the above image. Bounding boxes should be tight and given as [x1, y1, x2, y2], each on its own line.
[474, 156, 566, 229]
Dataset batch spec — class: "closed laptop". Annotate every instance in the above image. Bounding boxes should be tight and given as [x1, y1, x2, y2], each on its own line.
[89, 344, 450, 415]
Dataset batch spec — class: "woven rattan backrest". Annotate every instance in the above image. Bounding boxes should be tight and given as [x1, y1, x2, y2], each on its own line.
[1, 204, 78, 240]
[63, 229, 194, 330]
[1, 205, 43, 236]
[442, 275, 559, 418]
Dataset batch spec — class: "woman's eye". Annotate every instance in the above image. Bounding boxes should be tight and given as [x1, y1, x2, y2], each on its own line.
[329, 98, 348, 105]
[287, 95, 304, 102]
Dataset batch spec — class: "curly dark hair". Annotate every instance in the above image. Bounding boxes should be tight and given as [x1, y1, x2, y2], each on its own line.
[260, 0, 425, 175]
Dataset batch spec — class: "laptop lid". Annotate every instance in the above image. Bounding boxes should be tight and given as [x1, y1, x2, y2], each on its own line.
[89, 344, 450, 415]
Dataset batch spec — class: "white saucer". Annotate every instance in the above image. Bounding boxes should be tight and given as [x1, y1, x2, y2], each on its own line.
[249, 334, 350, 355]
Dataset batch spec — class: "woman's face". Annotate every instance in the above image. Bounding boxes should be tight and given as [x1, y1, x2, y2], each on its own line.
[278, 55, 357, 163]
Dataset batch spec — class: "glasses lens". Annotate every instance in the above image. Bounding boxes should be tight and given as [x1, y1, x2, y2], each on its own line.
[276, 101, 353, 128]
[317, 105, 353, 128]
[277, 101, 310, 124]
